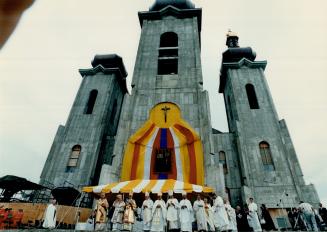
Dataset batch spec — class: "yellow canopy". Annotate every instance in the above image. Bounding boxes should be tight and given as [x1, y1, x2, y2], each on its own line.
[82, 179, 214, 194]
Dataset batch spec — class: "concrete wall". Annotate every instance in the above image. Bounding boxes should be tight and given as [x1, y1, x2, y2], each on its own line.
[40, 70, 125, 188]
[212, 132, 242, 206]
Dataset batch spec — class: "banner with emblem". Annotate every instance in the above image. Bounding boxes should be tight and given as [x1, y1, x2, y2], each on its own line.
[121, 102, 205, 185]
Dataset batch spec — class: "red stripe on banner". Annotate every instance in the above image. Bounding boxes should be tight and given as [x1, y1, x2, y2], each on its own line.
[174, 124, 197, 184]
[130, 124, 155, 179]
[166, 129, 177, 180]
[130, 144, 140, 180]
[150, 128, 162, 179]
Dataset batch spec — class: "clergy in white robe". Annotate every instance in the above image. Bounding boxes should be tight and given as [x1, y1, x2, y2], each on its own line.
[123, 192, 137, 231]
[142, 192, 154, 232]
[193, 194, 207, 232]
[212, 194, 229, 232]
[247, 198, 262, 232]
[151, 192, 167, 232]
[166, 190, 180, 231]
[42, 198, 57, 229]
[224, 200, 237, 232]
[95, 193, 109, 231]
[111, 194, 126, 231]
[179, 191, 193, 232]
[204, 198, 215, 232]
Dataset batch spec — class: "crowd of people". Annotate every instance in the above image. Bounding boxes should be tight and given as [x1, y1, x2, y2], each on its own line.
[89, 191, 274, 232]
[38, 191, 327, 232]
[41, 192, 327, 232]
[287, 202, 327, 231]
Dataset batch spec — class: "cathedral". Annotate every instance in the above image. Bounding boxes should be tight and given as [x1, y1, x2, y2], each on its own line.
[40, 0, 320, 208]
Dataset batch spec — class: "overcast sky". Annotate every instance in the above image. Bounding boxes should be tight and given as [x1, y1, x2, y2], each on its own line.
[0, 0, 326, 204]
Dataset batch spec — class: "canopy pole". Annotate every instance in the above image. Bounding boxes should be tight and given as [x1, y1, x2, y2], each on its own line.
[54, 192, 82, 229]
[74, 192, 84, 225]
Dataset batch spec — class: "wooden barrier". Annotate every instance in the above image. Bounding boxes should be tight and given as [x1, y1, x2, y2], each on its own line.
[0, 202, 91, 226]
[268, 208, 291, 229]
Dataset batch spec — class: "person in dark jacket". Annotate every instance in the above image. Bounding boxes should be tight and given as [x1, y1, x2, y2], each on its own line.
[235, 205, 252, 231]
[289, 208, 307, 231]
[260, 204, 277, 231]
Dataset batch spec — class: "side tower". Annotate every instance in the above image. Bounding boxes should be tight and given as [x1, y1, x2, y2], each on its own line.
[40, 55, 128, 189]
[99, 0, 224, 194]
[216, 31, 320, 207]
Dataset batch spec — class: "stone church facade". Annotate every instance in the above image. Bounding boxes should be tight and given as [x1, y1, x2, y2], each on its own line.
[40, 0, 320, 208]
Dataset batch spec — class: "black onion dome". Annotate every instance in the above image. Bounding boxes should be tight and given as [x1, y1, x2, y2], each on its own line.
[222, 47, 256, 63]
[149, 0, 195, 11]
[91, 54, 127, 78]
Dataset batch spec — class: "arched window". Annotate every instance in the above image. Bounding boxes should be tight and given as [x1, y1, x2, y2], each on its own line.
[219, 151, 228, 174]
[245, 84, 259, 109]
[158, 32, 178, 75]
[67, 145, 81, 170]
[259, 141, 275, 171]
[109, 99, 118, 122]
[160, 32, 178, 47]
[84, 89, 98, 114]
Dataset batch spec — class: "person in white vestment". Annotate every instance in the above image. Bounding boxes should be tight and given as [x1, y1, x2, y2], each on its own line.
[123, 192, 137, 231]
[166, 190, 180, 232]
[151, 192, 167, 232]
[204, 198, 215, 232]
[224, 199, 237, 232]
[193, 194, 208, 232]
[212, 193, 229, 232]
[95, 193, 109, 231]
[42, 198, 57, 229]
[142, 192, 154, 232]
[179, 191, 193, 232]
[111, 194, 126, 231]
[247, 198, 262, 232]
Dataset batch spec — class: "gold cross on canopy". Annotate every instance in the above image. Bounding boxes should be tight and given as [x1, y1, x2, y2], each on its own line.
[161, 106, 171, 123]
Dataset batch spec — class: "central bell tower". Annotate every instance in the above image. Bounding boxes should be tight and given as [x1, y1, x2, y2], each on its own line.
[98, 0, 225, 194]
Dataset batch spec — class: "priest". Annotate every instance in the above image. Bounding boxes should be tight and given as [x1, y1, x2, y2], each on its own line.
[142, 192, 154, 232]
[166, 190, 180, 232]
[111, 194, 126, 232]
[247, 197, 262, 232]
[95, 192, 109, 231]
[151, 192, 167, 232]
[179, 191, 193, 232]
[224, 199, 237, 232]
[123, 192, 137, 231]
[193, 194, 207, 232]
[212, 193, 229, 232]
[42, 198, 57, 229]
[204, 197, 215, 232]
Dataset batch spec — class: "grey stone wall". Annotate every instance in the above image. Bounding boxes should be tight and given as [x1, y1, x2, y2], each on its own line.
[212, 132, 243, 206]
[40, 125, 65, 184]
[40, 68, 125, 189]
